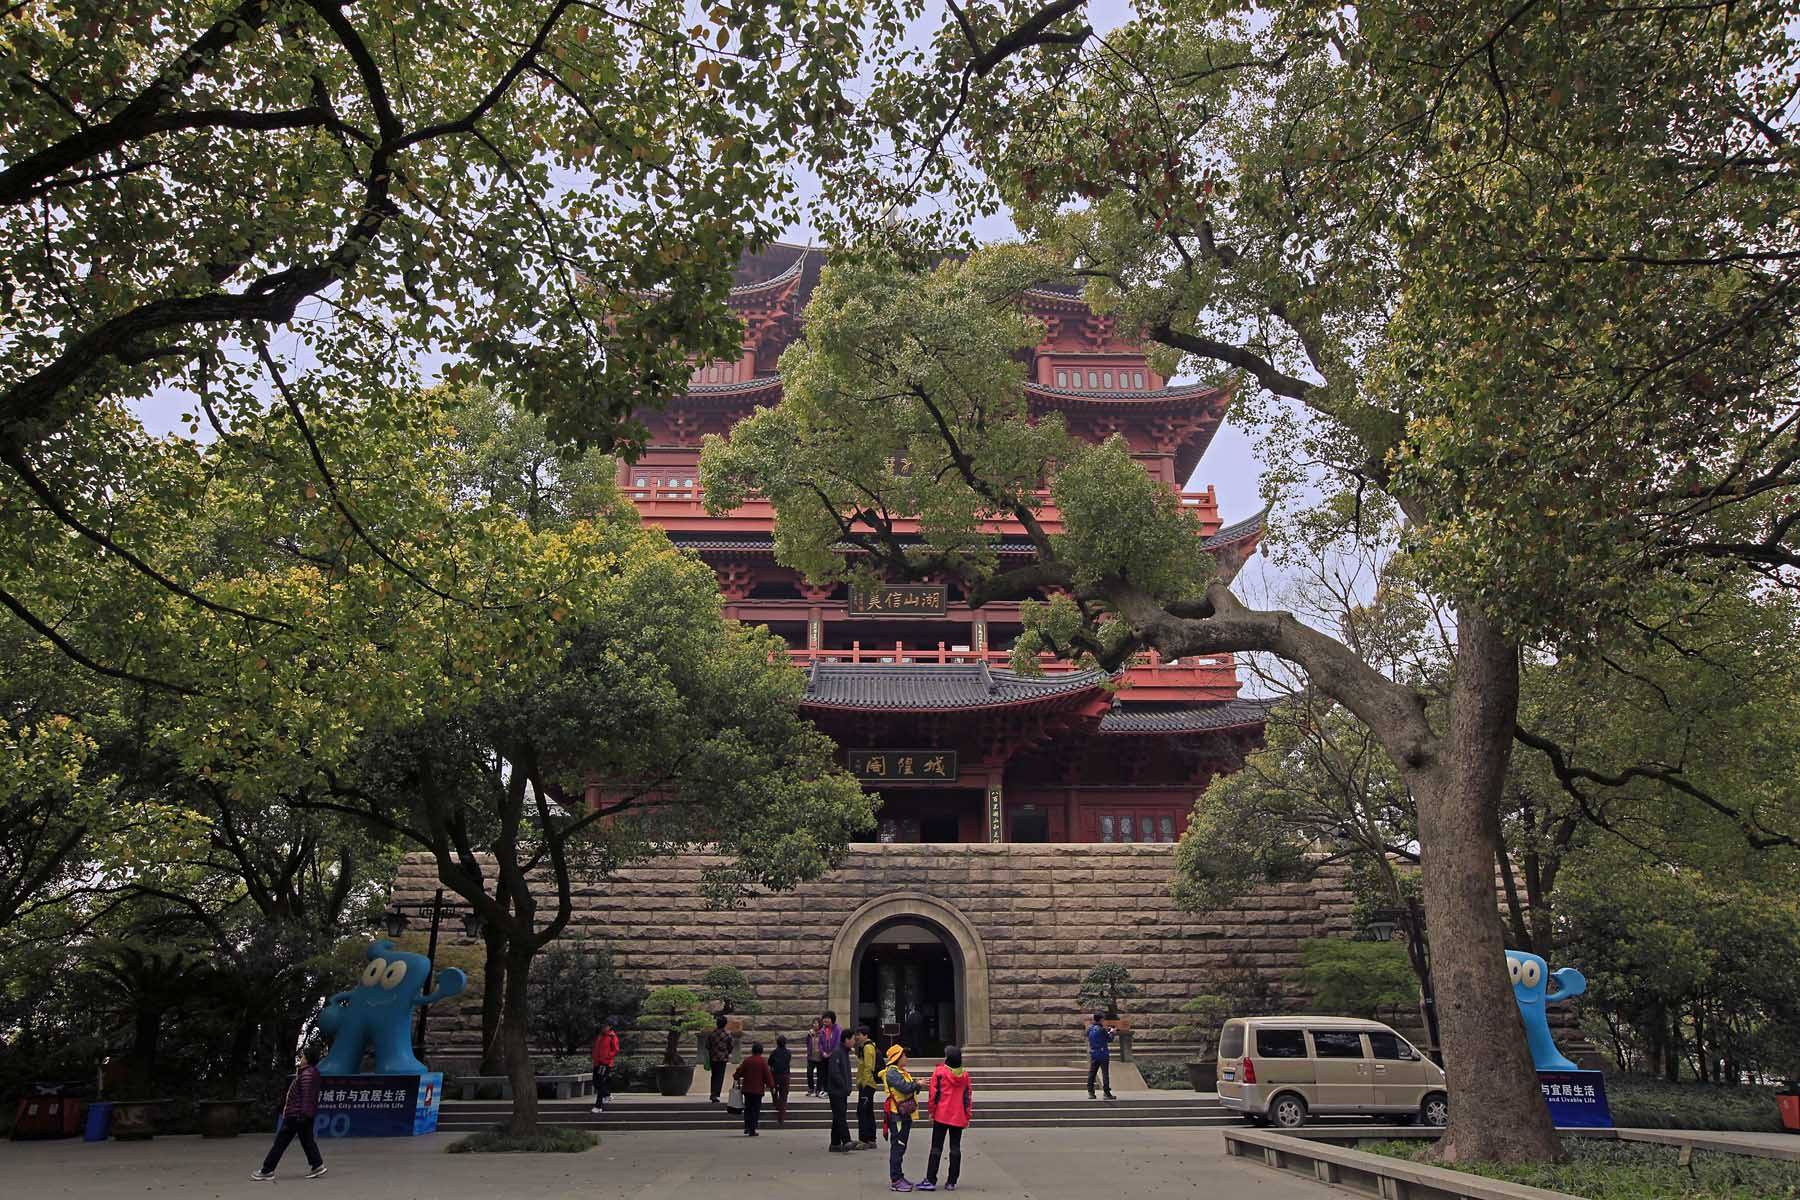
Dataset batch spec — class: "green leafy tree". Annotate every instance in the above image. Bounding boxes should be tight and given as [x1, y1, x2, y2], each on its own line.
[527, 946, 647, 1058]
[699, 965, 763, 1018]
[0, 0, 895, 464]
[1298, 940, 1419, 1024]
[640, 986, 714, 1068]
[729, 0, 1799, 1160]
[1077, 963, 1139, 1018]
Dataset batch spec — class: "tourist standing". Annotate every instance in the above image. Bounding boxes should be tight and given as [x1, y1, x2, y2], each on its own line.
[805, 1017, 824, 1095]
[706, 1014, 737, 1104]
[250, 1042, 327, 1181]
[920, 1045, 972, 1191]
[824, 1025, 854, 1152]
[590, 1016, 620, 1114]
[819, 1009, 842, 1061]
[854, 1026, 880, 1148]
[768, 1034, 793, 1125]
[1086, 1012, 1117, 1100]
[881, 1044, 923, 1191]
[734, 1043, 776, 1136]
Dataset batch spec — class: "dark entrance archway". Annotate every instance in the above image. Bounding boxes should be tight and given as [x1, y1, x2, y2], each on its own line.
[851, 916, 960, 1057]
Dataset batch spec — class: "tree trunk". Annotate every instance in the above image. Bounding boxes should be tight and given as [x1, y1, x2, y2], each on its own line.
[1413, 614, 1565, 1164]
[479, 931, 507, 1077]
[501, 945, 539, 1136]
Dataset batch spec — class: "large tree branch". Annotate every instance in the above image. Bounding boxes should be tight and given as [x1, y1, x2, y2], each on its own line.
[1514, 724, 1798, 851]
[0, 0, 279, 207]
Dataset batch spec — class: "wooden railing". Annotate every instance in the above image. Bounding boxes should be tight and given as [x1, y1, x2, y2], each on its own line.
[781, 644, 1231, 672]
[624, 482, 1221, 529]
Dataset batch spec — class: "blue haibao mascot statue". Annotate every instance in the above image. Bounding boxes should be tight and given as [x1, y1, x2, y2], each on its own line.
[318, 940, 468, 1075]
[1508, 949, 1587, 1071]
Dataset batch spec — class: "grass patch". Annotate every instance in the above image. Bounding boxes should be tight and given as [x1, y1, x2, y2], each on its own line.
[1607, 1076, 1785, 1133]
[1366, 1137, 1800, 1199]
[446, 1125, 598, 1153]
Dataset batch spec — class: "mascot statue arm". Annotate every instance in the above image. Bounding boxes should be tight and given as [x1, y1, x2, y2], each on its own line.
[416, 968, 468, 1007]
[1546, 967, 1586, 1004]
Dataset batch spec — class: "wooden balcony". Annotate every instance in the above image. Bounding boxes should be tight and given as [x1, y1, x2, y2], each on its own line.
[781, 644, 1240, 701]
[624, 482, 1222, 537]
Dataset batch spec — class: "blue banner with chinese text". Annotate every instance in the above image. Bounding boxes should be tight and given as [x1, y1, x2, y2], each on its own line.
[313, 1073, 442, 1137]
[1538, 1069, 1613, 1128]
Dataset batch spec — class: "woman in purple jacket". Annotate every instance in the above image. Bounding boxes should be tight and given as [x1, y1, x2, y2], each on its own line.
[252, 1042, 328, 1181]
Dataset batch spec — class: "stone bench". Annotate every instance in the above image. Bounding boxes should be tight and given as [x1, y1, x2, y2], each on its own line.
[448, 1073, 592, 1101]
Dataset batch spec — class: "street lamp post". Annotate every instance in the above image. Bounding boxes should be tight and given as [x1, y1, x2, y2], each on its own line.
[1367, 899, 1441, 1064]
[378, 891, 454, 1060]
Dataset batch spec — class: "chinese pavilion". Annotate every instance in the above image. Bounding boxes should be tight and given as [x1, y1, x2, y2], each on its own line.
[621, 244, 1271, 845]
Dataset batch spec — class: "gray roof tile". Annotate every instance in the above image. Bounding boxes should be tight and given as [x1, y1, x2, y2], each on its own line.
[1098, 697, 1277, 734]
[800, 662, 1109, 710]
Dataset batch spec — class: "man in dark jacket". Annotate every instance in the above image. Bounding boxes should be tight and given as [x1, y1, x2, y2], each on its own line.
[824, 1029, 854, 1152]
[705, 1015, 736, 1103]
[251, 1042, 327, 1181]
[1086, 1013, 1117, 1100]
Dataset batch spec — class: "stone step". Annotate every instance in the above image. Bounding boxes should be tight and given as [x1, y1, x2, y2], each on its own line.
[437, 1096, 1233, 1133]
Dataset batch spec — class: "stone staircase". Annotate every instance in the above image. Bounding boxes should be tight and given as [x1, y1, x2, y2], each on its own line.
[436, 1093, 1233, 1133]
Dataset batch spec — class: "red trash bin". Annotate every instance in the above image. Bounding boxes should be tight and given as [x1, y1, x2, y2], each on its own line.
[12, 1095, 84, 1140]
[1778, 1090, 1800, 1133]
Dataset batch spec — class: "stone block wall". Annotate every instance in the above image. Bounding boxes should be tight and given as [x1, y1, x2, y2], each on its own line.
[391, 844, 1353, 1060]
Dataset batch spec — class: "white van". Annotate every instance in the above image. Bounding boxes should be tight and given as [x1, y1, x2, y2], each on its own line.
[1215, 1015, 1448, 1128]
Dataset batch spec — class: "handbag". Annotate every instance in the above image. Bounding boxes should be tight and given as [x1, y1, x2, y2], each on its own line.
[896, 1096, 917, 1118]
[727, 1080, 744, 1112]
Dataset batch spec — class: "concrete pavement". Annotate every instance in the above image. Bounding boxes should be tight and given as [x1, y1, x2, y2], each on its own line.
[0, 1123, 1332, 1200]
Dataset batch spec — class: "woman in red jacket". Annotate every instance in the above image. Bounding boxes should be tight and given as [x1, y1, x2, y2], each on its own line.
[733, 1042, 777, 1136]
[921, 1045, 972, 1192]
[591, 1017, 621, 1114]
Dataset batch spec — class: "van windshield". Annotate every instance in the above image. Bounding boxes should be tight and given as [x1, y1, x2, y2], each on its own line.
[1220, 1022, 1244, 1059]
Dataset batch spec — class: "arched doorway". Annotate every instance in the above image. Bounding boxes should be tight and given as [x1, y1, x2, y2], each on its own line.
[828, 893, 992, 1049]
[855, 917, 958, 1055]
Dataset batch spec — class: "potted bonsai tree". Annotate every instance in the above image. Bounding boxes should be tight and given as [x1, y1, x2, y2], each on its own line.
[641, 986, 713, 1097]
[692, 966, 763, 1059]
[1173, 994, 1233, 1091]
[1077, 963, 1141, 1060]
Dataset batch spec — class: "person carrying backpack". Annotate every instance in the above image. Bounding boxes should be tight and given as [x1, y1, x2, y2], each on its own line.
[251, 1042, 327, 1181]
[920, 1045, 972, 1191]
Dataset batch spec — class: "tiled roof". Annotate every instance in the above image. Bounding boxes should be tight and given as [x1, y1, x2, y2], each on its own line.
[1099, 697, 1278, 734]
[800, 663, 1110, 710]
[1201, 508, 1267, 550]
[1026, 380, 1223, 404]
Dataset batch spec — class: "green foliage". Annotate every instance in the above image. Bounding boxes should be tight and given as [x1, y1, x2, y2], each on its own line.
[1559, 857, 1800, 1084]
[640, 987, 713, 1067]
[526, 946, 647, 1059]
[446, 1125, 598, 1154]
[1606, 1077, 1788, 1135]
[1369, 1137, 1800, 1200]
[1298, 940, 1418, 1022]
[1172, 995, 1234, 1058]
[1077, 963, 1140, 1016]
[1, 0, 903, 464]
[699, 966, 763, 1017]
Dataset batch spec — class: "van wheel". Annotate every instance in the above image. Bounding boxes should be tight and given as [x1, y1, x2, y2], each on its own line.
[1269, 1094, 1309, 1129]
[1421, 1093, 1449, 1127]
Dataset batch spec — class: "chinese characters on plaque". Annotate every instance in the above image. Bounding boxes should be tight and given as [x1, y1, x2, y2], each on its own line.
[848, 585, 948, 617]
[849, 750, 958, 784]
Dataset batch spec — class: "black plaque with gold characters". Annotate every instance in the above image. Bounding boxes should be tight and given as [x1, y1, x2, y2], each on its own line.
[848, 584, 948, 617]
[848, 750, 958, 784]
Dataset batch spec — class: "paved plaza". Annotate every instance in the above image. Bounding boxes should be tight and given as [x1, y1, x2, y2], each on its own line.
[0, 1124, 1329, 1200]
